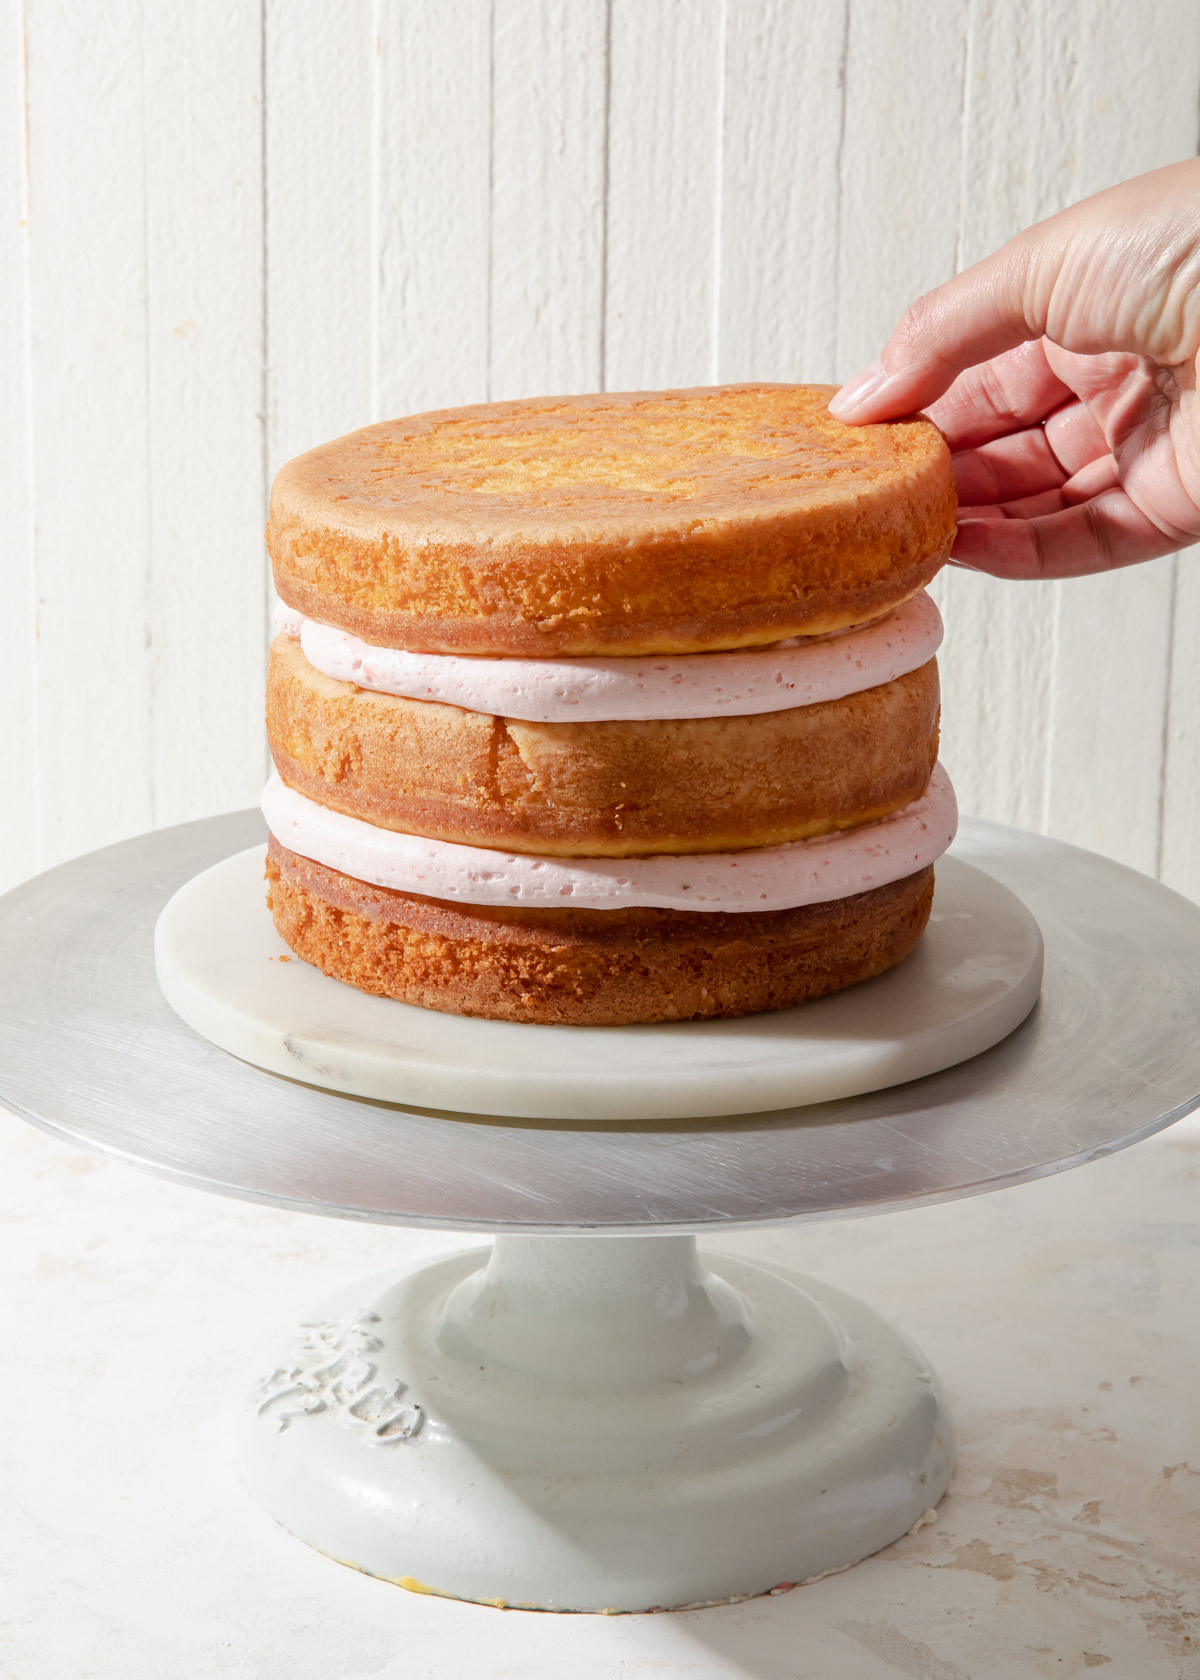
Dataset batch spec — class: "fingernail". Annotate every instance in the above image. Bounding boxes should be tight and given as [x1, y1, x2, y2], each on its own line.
[829, 360, 887, 420]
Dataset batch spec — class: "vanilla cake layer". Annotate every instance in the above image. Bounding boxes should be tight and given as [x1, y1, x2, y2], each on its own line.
[267, 634, 941, 858]
[268, 384, 956, 657]
[265, 836, 936, 1027]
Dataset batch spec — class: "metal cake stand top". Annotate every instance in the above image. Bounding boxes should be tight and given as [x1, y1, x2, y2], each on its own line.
[1, 811, 1199, 1234]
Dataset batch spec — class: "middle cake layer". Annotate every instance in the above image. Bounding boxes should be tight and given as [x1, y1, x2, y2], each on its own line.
[267, 633, 940, 858]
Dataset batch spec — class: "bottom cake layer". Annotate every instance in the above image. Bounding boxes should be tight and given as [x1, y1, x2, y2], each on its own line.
[265, 837, 935, 1027]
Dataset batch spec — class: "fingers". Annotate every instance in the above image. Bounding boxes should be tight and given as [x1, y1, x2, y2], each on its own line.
[950, 488, 1177, 579]
[830, 233, 1054, 421]
[1043, 400, 1108, 474]
[926, 342, 1072, 447]
[1060, 453, 1122, 502]
[951, 401, 1110, 504]
[953, 427, 1069, 506]
[973, 450, 1115, 518]
[986, 485, 1084, 521]
[831, 160, 1200, 427]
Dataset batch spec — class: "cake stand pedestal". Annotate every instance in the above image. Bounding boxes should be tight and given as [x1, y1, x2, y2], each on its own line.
[2, 816, 1200, 1614]
[241, 1235, 949, 1611]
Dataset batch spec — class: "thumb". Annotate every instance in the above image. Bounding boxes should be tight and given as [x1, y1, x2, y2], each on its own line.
[829, 233, 1054, 422]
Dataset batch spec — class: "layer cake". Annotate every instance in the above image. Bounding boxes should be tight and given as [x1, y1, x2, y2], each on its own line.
[263, 382, 957, 1026]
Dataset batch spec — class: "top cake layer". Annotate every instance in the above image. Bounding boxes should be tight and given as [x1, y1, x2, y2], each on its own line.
[268, 383, 956, 657]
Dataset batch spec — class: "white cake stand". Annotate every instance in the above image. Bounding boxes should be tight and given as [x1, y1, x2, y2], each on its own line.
[2, 814, 1200, 1616]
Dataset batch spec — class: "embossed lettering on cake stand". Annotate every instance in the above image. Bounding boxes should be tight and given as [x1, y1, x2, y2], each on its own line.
[251, 1308, 424, 1444]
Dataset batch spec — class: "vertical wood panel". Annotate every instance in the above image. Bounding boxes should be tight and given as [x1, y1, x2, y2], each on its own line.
[144, 1, 266, 828]
[489, 0, 607, 401]
[930, 0, 1199, 868]
[1161, 556, 1200, 900]
[929, 561, 1062, 836]
[832, 1, 1037, 842]
[932, 0, 1060, 835]
[0, 0, 38, 891]
[264, 0, 374, 478]
[1034, 1, 1199, 872]
[24, 0, 153, 866]
[718, 0, 846, 384]
[375, 0, 492, 418]
[604, 0, 723, 391]
[1044, 559, 1176, 871]
[834, 0, 967, 381]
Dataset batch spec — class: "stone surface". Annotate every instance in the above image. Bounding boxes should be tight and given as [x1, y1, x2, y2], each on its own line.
[155, 844, 1041, 1119]
[4, 1105, 1199, 1678]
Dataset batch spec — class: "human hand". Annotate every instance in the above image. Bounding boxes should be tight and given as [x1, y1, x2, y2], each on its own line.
[829, 160, 1200, 578]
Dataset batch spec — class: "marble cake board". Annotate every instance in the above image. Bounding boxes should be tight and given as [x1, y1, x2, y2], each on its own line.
[153, 847, 1044, 1122]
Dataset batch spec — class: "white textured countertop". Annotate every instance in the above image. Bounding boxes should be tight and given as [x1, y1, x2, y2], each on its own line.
[3, 1105, 1199, 1679]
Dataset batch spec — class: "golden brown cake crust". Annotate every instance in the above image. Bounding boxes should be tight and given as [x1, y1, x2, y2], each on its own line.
[268, 384, 956, 657]
[265, 838, 935, 1027]
[267, 635, 940, 857]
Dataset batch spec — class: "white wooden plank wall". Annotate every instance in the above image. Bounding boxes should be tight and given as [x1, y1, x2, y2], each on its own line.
[144, 1, 266, 830]
[4, 0, 1199, 898]
[21, 0, 155, 868]
[1, 0, 36, 888]
[490, 0, 607, 399]
[264, 0, 373, 472]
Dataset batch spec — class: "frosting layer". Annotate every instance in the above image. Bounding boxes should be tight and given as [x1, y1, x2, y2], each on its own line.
[262, 765, 957, 913]
[275, 592, 941, 723]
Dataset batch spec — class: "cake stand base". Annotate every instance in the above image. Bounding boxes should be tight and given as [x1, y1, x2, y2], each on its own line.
[240, 1232, 952, 1612]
